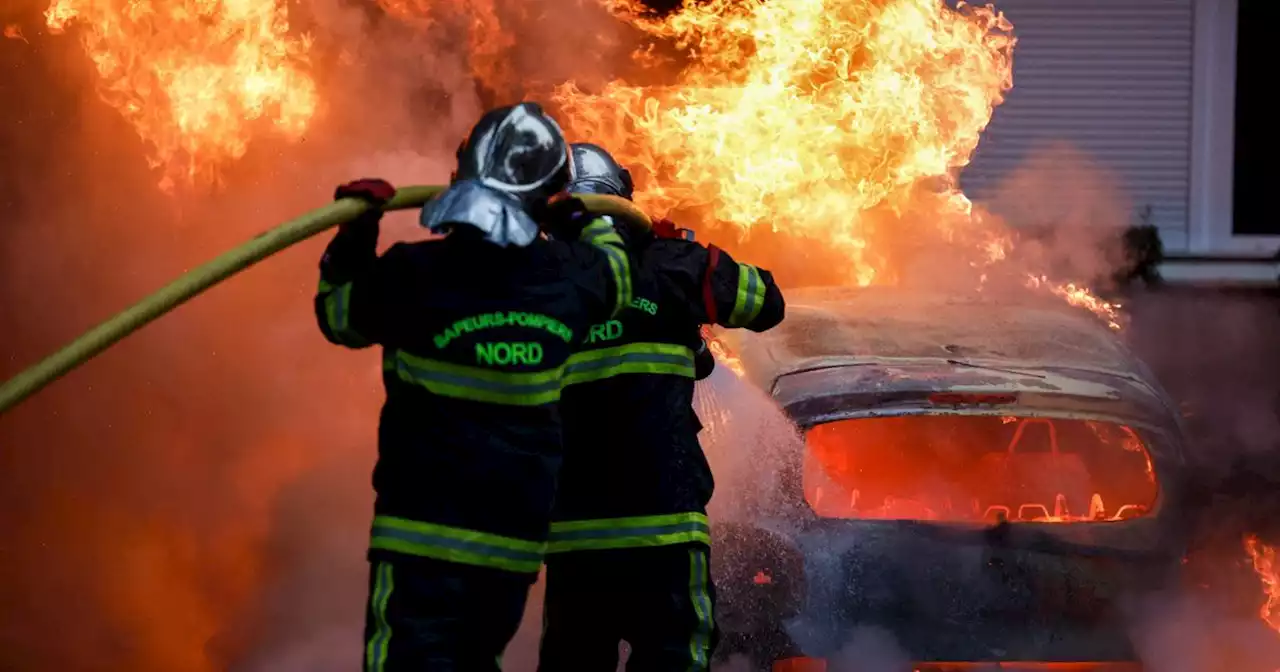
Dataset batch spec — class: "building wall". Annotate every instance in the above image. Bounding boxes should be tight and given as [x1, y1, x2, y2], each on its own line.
[959, 0, 1195, 251]
[960, 0, 1280, 266]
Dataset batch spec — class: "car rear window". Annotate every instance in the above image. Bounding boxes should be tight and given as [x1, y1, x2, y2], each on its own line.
[803, 415, 1157, 523]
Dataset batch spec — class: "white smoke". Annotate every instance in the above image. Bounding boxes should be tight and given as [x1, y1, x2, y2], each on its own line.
[826, 627, 911, 672]
[696, 365, 806, 525]
[1124, 590, 1280, 672]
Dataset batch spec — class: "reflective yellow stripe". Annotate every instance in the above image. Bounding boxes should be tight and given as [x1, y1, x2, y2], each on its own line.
[370, 515, 546, 574]
[728, 263, 766, 328]
[546, 512, 711, 553]
[604, 246, 632, 318]
[581, 217, 632, 317]
[562, 342, 696, 387]
[688, 548, 714, 670]
[364, 561, 394, 672]
[581, 218, 625, 248]
[322, 280, 371, 347]
[384, 350, 564, 407]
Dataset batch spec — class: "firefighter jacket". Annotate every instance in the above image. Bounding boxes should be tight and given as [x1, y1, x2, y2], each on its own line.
[314, 213, 633, 574]
[548, 239, 786, 554]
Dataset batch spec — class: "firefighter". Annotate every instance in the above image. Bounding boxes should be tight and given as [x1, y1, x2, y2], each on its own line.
[314, 103, 636, 672]
[537, 142, 787, 672]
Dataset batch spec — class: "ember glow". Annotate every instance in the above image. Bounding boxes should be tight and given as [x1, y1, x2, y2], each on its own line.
[804, 416, 1158, 524]
[4, 24, 29, 42]
[1245, 535, 1280, 633]
[43, 0, 317, 191]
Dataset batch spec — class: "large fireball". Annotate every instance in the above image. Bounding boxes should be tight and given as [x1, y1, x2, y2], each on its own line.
[32, 0, 1121, 318]
[556, 0, 1015, 287]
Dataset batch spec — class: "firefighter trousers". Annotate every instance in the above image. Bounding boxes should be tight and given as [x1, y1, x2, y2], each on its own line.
[363, 555, 537, 672]
[536, 543, 719, 672]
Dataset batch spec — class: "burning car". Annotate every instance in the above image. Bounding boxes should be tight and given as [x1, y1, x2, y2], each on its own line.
[697, 287, 1193, 672]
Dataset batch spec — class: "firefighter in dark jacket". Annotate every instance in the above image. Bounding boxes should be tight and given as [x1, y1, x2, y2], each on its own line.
[537, 143, 787, 672]
[314, 104, 636, 672]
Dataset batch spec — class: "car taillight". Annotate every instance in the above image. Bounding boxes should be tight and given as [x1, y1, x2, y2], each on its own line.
[772, 658, 827, 672]
[772, 661, 1140, 671]
[928, 392, 1017, 405]
[911, 660, 1141, 665]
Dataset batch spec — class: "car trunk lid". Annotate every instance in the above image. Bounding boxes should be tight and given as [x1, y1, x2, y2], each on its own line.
[751, 360, 1184, 662]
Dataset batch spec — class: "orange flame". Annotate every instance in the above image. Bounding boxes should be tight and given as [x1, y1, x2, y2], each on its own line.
[555, 0, 1016, 287]
[553, 0, 1123, 328]
[1245, 535, 1280, 634]
[44, 0, 317, 191]
[41, 0, 1124, 329]
[1025, 275, 1122, 330]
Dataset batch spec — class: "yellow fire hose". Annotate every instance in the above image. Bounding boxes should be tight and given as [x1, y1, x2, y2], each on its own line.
[0, 186, 651, 417]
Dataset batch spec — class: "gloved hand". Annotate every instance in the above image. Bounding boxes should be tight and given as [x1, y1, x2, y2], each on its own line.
[694, 338, 716, 380]
[539, 193, 595, 241]
[651, 217, 695, 241]
[335, 178, 397, 204]
[322, 179, 394, 280]
[652, 217, 679, 239]
[334, 178, 395, 232]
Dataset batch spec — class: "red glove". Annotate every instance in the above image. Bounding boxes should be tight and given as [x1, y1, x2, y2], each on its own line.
[540, 192, 593, 241]
[652, 217, 696, 241]
[651, 217, 680, 239]
[335, 178, 396, 204]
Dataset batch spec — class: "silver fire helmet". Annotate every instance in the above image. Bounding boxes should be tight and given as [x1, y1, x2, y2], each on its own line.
[567, 142, 635, 201]
[455, 102, 575, 204]
[420, 102, 574, 247]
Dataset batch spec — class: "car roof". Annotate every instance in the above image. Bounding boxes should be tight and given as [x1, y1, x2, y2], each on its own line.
[718, 286, 1143, 385]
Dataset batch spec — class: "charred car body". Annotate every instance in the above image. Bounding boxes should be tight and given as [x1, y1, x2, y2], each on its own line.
[698, 287, 1193, 671]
